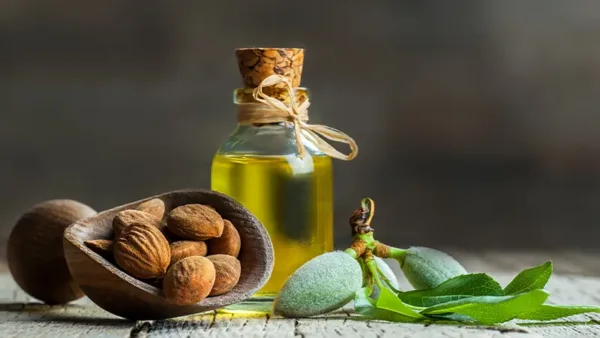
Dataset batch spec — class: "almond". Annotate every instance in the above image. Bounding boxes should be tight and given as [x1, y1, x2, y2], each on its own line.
[113, 209, 165, 236]
[167, 204, 224, 240]
[163, 256, 215, 305]
[207, 254, 241, 296]
[84, 239, 114, 260]
[136, 198, 166, 221]
[208, 220, 241, 257]
[170, 241, 207, 265]
[114, 222, 171, 279]
[399, 246, 467, 290]
[273, 251, 363, 318]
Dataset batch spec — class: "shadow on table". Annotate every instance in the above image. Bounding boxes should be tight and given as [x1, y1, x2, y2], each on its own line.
[0, 302, 87, 312]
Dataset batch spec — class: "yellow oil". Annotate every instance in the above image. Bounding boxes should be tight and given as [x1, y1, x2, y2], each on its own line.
[211, 154, 334, 297]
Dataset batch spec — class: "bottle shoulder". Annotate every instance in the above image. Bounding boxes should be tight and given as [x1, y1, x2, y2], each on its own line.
[215, 123, 325, 157]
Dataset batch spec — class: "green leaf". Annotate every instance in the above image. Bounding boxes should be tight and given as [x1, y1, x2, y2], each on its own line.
[517, 304, 600, 321]
[504, 261, 552, 295]
[376, 288, 425, 319]
[424, 313, 478, 323]
[398, 273, 503, 307]
[421, 289, 550, 324]
[354, 287, 421, 323]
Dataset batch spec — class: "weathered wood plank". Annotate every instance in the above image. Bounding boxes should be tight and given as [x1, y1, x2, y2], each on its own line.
[2, 252, 600, 337]
[0, 275, 131, 338]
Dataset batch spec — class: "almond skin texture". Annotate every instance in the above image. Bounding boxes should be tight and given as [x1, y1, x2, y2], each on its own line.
[114, 222, 171, 279]
[163, 256, 216, 305]
[207, 254, 241, 296]
[136, 198, 166, 221]
[170, 241, 208, 265]
[400, 246, 467, 290]
[84, 239, 114, 260]
[208, 220, 241, 257]
[273, 251, 363, 318]
[113, 209, 165, 236]
[167, 204, 224, 240]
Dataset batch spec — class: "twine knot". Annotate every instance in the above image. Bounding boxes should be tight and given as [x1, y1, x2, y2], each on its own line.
[237, 74, 358, 161]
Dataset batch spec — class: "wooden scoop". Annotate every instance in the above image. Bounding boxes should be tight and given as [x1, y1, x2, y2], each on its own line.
[63, 189, 274, 320]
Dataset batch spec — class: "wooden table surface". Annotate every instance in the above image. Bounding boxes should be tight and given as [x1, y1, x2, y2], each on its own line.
[2, 250, 600, 338]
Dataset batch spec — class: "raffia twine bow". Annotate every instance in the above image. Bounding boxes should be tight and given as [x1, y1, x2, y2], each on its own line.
[237, 74, 358, 161]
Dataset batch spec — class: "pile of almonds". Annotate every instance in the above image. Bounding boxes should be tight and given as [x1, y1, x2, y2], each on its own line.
[84, 198, 242, 306]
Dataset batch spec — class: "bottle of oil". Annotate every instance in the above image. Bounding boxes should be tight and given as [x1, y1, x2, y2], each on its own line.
[211, 48, 357, 300]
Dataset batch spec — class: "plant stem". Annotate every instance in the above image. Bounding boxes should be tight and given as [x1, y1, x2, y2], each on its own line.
[344, 248, 358, 259]
[364, 252, 385, 290]
[347, 197, 401, 260]
[346, 197, 406, 288]
[364, 284, 375, 298]
[388, 246, 407, 264]
[376, 264, 401, 293]
[363, 262, 374, 290]
[356, 234, 375, 250]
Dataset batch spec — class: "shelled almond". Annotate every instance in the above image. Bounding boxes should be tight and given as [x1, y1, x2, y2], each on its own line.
[84, 198, 242, 305]
[170, 240, 207, 266]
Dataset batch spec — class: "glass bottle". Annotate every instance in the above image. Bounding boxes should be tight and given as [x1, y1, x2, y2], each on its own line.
[211, 48, 356, 301]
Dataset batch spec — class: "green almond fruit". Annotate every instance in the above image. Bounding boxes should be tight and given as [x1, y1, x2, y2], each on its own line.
[273, 251, 363, 318]
[400, 246, 467, 290]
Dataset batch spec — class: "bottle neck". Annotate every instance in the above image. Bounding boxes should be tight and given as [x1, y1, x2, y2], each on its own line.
[236, 121, 289, 128]
[249, 122, 286, 128]
[220, 119, 325, 158]
[233, 122, 299, 135]
[233, 87, 310, 128]
[226, 79, 357, 160]
[225, 85, 355, 159]
[233, 87, 310, 105]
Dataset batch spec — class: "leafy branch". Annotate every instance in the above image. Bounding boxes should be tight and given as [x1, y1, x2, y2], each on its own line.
[346, 197, 600, 325]
[273, 197, 600, 326]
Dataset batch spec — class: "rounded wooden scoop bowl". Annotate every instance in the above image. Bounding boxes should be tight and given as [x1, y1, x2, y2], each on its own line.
[63, 189, 274, 320]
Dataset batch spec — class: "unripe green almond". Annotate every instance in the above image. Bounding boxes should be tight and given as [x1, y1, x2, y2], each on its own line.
[273, 251, 363, 318]
[400, 246, 467, 290]
[371, 257, 400, 299]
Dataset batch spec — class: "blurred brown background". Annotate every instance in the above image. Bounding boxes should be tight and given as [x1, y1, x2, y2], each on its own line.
[2, 1, 600, 259]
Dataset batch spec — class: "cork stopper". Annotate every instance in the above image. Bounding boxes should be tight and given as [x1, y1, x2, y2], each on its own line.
[235, 48, 304, 89]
